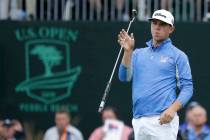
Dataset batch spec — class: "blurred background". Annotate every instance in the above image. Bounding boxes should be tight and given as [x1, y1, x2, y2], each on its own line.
[0, 0, 210, 140]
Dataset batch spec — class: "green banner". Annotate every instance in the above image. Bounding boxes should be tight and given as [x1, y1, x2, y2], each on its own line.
[0, 21, 210, 138]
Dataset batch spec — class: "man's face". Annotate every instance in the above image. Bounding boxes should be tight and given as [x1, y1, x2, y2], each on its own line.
[55, 113, 70, 131]
[0, 121, 6, 137]
[191, 106, 207, 127]
[6, 126, 15, 138]
[186, 109, 194, 125]
[102, 110, 117, 122]
[151, 19, 174, 42]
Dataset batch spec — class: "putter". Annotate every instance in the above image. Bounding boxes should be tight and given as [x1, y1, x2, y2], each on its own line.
[98, 9, 138, 113]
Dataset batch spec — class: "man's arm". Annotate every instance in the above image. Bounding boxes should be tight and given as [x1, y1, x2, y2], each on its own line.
[160, 52, 193, 124]
[175, 53, 193, 106]
[118, 51, 133, 82]
[121, 49, 133, 67]
[118, 29, 135, 82]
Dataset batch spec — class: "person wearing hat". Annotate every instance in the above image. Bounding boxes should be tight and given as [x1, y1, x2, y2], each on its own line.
[118, 9, 193, 139]
[0, 119, 25, 140]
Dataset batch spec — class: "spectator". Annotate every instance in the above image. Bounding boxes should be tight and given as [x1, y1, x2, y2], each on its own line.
[0, 119, 25, 140]
[88, 0, 102, 20]
[178, 101, 199, 140]
[0, 0, 27, 20]
[161, 0, 173, 11]
[12, 0, 37, 20]
[203, 0, 210, 21]
[88, 106, 132, 140]
[63, 0, 74, 20]
[0, 0, 9, 19]
[115, 0, 129, 21]
[136, 0, 148, 21]
[63, 0, 84, 20]
[89, 0, 102, 12]
[0, 120, 6, 139]
[10, 0, 27, 20]
[178, 102, 210, 140]
[44, 109, 84, 140]
[180, 102, 200, 129]
[25, 0, 36, 20]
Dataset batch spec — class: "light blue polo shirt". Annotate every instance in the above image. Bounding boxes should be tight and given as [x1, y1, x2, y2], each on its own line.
[118, 38, 193, 118]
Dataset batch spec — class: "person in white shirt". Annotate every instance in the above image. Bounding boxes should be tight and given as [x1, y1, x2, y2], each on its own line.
[44, 109, 84, 140]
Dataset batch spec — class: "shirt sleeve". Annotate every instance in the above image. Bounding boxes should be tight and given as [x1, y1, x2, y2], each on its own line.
[43, 130, 50, 140]
[88, 127, 104, 140]
[176, 52, 193, 107]
[118, 50, 136, 82]
[77, 131, 84, 140]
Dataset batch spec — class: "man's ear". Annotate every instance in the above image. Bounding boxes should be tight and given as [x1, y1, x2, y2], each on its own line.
[169, 26, 175, 34]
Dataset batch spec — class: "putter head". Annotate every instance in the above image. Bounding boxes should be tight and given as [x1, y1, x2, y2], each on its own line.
[132, 9, 137, 18]
[132, 9, 138, 21]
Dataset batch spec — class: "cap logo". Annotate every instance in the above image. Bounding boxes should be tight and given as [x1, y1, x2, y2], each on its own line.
[154, 13, 166, 18]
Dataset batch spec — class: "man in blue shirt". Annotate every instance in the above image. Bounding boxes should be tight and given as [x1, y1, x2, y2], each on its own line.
[118, 9, 193, 139]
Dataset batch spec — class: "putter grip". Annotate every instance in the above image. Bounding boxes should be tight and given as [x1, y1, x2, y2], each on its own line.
[98, 101, 105, 112]
[98, 82, 112, 112]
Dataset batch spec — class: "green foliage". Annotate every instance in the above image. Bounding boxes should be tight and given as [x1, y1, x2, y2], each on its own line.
[31, 45, 63, 76]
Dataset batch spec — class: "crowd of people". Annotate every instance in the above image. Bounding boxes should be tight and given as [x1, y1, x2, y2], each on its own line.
[0, 102, 209, 140]
[0, 0, 210, 21]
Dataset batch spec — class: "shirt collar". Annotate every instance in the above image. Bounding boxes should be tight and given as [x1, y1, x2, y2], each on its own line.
[146, 38, 172, 50]
[200, 125, 210, 134]
[187, 124, 210, 135]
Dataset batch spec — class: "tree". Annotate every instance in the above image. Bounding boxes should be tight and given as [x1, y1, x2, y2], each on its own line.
[31, 45, 63, 76]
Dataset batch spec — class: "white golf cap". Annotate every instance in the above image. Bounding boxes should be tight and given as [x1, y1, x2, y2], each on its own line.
[148, 9, 174, 26]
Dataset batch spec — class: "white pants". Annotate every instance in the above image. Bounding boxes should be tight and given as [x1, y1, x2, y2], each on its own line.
[132, 114, 179, 140]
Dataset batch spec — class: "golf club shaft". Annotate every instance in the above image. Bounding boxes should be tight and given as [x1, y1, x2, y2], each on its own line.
[98, 16, 136, 113]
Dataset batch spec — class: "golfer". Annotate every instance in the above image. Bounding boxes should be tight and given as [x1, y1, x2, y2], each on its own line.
[118, 9, 193, 140]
